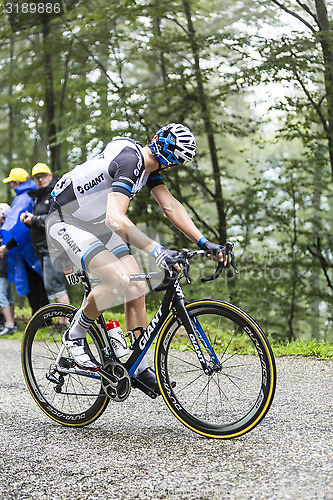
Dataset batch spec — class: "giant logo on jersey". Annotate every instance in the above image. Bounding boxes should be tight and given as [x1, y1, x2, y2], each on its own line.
[57, 228, 81, 254]
[77, 173, 105, 194]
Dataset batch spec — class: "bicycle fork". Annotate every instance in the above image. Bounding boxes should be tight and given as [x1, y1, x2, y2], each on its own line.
[174, 298, 220, 375]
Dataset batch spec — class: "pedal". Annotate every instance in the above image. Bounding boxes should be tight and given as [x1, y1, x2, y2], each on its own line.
[58, 357, 74, 369]
[131, 378, 159, 399]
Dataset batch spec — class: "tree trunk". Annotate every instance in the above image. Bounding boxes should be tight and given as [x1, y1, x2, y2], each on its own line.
[8, 35, 14, 172]
[6, 35, 15, 201]
[41, 19, 60, 172]
[314, 0, 333, 175]
[288, 174, 298, 342]
[310, 151, 323, 340]
[182, 0, 227, 243]
[154, 16, 168, 83]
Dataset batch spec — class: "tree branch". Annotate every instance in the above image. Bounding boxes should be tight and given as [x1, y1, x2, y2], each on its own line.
[73, 35, 121, 92]
[295, 0, 319, 26]
[270, 0, 317, 33]
[293, 66, 329, 133]
[164, 173, 219, 240]
[161, 15, 189, 34]
[307, 238, 333, 291]
[59, 40, 73, 120]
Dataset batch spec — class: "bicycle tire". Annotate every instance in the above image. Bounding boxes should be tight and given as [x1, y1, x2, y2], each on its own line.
[22, 303, 110, 427]
[155, 299, 276, 439]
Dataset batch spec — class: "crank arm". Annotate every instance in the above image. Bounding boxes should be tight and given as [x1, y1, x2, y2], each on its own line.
[99, 367, 119, 388]
[131, 377, 159, 399]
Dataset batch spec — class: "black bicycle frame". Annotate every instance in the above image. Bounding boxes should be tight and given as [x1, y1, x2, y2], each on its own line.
[79, 270, 211, 379]
[124, 280, 211, 377]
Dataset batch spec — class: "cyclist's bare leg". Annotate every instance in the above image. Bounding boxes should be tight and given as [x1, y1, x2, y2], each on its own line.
[65, 250, 154, 377]
[121, 255, 149, 374]
[55, 293, 70, 325]
[68, 251, 147, 337]
[65, 249, 131, 345]
[85, 251, 151, 374]
[63, 249, 134, 368]
[86, 251, 152, 376]
[83, 253, 146, 328]
[83, 250, 132, 319]
[120, 255, 147, 330]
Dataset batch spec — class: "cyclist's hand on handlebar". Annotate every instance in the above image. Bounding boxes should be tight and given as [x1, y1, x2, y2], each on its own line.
[197, 238, 227, 265]
[151, 245, 181, 271]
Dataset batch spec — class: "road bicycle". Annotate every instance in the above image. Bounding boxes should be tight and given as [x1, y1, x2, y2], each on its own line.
[22, 243, 276, 439]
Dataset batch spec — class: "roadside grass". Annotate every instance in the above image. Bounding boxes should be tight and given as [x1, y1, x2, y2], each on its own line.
[2, 307, 333, 359]
[270, 338, 333, 359]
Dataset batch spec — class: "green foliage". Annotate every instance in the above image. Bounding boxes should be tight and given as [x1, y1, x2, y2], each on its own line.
[0, 0, 332, 341]
[271, 338, 333, 359]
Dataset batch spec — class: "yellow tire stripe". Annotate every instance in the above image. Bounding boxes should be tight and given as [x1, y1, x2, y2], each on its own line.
[155, 299, 276, 439]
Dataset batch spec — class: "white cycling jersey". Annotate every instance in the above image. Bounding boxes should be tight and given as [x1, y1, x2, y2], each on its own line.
[47, 138, 164, 270]
[51, 138, 164, 222]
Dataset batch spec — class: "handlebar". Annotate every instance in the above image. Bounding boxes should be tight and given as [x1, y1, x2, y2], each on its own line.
[200, 241, 238, 282]
[130, 241, 238, 291]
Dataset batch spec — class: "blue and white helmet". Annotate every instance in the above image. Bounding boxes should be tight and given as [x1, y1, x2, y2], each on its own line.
[151, 123, 197, 166]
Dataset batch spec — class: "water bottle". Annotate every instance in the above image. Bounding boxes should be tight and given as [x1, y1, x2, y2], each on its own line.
[105, 320, 130, 359]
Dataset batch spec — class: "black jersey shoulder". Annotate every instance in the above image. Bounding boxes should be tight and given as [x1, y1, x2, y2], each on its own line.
[109, 141, 144, 197]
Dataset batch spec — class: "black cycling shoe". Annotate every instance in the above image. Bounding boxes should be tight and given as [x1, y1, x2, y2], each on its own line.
[132, 367, 161, 395]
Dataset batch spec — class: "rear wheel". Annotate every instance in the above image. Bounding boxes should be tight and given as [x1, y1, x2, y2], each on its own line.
[155, 300, 276, 439]
[22, 303, 109, 427]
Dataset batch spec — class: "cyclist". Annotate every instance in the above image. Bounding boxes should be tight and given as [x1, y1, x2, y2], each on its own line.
[47, 123, 224, 393]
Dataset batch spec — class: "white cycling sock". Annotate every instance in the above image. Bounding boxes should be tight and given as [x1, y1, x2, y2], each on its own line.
[133, 355, 149, 377]
[68, 309, 94, 340]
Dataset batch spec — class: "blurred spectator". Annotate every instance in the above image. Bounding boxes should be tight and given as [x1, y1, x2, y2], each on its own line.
[21, 163, 70, 308]
[0, 168, 48, 314]
[0, 203, 16, 336]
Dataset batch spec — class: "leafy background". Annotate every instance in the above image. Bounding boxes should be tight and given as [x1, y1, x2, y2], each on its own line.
[0, 0, 332, 342]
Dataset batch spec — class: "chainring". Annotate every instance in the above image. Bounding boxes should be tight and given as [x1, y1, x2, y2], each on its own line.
[101, 361, 131, 402]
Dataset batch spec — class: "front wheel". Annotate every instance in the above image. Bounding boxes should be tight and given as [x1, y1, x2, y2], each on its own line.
[22, 303, 110, 427]
[155, 300, 276, 439]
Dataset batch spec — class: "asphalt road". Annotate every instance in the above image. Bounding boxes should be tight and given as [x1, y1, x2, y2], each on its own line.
[0, 339, 332, 500]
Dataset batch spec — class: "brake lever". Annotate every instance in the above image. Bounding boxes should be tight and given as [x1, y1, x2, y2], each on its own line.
[230, 251, 239, 274]
[183, 259, 191, 284]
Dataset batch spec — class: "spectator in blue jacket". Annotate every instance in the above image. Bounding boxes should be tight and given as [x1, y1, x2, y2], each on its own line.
[0, 203, 16, 336]
[0, 168, 48, 314]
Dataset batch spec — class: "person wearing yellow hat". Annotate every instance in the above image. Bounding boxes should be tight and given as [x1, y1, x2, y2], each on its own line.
[0, 167, 48, 314]
[3, 167, 30, 184]
[31, 162, 52, 177]
[20, 163, 70, 311]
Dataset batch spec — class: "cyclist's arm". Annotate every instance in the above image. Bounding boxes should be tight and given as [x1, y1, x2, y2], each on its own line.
[150, 184, 225, 263]
[105, 192, 157, 254]
[150, 184, 204, 244]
